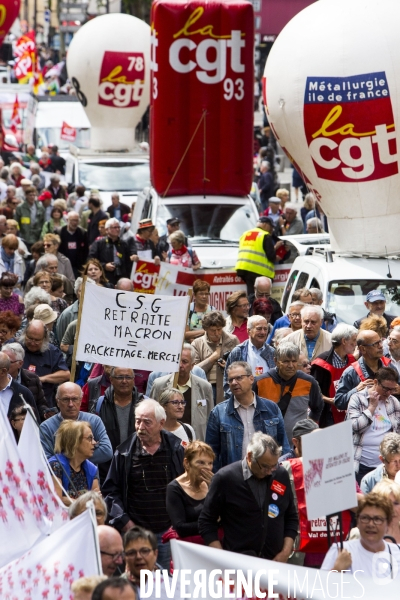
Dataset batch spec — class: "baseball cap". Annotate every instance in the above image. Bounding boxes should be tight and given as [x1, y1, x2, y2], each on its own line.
[38, 191, 53, 202]
[258, 216, 274, 226]
[33, 304, 58, 325]
[366, 290, 386, 303]
[292, 418, 319, 438]
[167, 217, 180, 226]
[268, 196, 281, 204]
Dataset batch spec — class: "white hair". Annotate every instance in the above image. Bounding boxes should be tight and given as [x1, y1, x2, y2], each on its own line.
[261, 160, 270, 169]
[136, 398, 166, 422]
[288, 301, 305, 310]
[300, 305, 324, 321]
[182, 343, 196, 362]
[2, 342, 25, 361]
[105, 218, 120, 230]
[247, 431, 281, 460]
[247, 315, 267, 330]
[331, 323, 358, 346]
[285, 202, 298, 214]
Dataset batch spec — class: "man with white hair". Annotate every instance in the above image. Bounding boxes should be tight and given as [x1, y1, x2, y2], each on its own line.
[24, 253, 74, 302]
[223, 315, 275, 394]
[88, 217, 133, 285]
[102, 398, 185, 569]
[107, 193, 131, 221]
[306, 217, 324, 234]
[59, 211, 88, 276]
[278, 202, 304, 236]
[285, 305, 332, 361]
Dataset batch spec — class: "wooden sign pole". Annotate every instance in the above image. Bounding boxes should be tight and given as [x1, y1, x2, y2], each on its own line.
[173, 288, 193, 387]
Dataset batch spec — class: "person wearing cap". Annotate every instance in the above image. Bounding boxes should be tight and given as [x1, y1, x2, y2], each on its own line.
[158, 217, 189, 258]
[88, 218, 133, 286]
[262, 196, 283, 225]
[278, 203, 304, 236]
[15, 186, 45, 248]
[133, 219, 161, 264]
[235, 216, 277, 298]
[354, 290, 397, 331]
[106, 193, 131, 221]
[15, 178, 33, 202]
[38, 189, 54, 222]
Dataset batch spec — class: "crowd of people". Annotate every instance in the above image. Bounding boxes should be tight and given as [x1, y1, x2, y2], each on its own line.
[0, 142, 399, 599]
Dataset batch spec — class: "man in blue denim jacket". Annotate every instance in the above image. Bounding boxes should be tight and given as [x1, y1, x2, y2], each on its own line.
[206, 361, 290, 471]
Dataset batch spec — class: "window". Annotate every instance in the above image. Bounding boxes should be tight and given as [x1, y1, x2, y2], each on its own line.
[310, 278, 320, 289]
[78, 162, 150, 192]
[327, 279, 400, 324]
[281, 270, 298, 312]
[295, 272, 309, 291]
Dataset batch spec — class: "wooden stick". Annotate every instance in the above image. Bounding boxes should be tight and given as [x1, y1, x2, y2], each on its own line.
[173, 288, 193, 387]
[70, 275, 87, 382]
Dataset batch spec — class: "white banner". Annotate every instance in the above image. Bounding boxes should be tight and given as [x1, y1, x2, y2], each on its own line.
[169, 540, 399, 599]
[302, 420, 357, 520]
[18, 411, 69, 534]
[76, 282, 189, 371]
[0, 509, 101, 598]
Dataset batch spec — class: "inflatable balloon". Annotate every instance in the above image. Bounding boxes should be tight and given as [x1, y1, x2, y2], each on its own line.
[150, 0, 254, 196]
[67, 14, 150, 151]
[264, 0, 400, 255]
[0, 0, 21, 47]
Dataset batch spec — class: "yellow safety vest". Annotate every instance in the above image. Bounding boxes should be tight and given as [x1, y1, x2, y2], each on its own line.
[235, 227, 275, 278]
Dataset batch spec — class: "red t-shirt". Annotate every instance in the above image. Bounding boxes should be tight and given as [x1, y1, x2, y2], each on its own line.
[232, 320, 248, 344]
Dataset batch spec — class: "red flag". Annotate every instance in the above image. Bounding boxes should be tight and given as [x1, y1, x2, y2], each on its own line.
[9, 96, 21, 134]
[60, 121, 76, 142]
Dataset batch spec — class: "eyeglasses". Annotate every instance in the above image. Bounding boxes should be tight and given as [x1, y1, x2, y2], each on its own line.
[83, 435, 95, 442]
[255, 458, 278, 472]
[255, 292, 270, 298]
[228, 374, 249, 384]
[388, 337, 400, 345]
[360, 339, 383, 348]
[289, 313, 302, 318]
[58, 397, 81, 404]
[299, 362, 310, 367]
[112, 375, 135, 380]
[43, 243, 54, 248]
[358, 515, 386, 525]
[378, 382, 397, 393]
[142, 466, 169, 492]
[100, 551, 125, 561]
[167, 400, 187, 406]
[125, 547, 153, 558]
[26, 335, 44, 344]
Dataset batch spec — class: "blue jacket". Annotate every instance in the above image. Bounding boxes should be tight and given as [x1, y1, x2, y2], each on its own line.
[223, 340, 275, 396]
[40, 411, 113, 465]
[360, 463, 385, 494]
[205, 393, 290, 471]
[49, 453, 98, 492]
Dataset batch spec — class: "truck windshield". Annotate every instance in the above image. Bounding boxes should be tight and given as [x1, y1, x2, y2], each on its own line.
[37, 127, 91, 150]
[156, 202, 257, 241]
[79, 162, 150, 191]
[327, 280, 400, 324]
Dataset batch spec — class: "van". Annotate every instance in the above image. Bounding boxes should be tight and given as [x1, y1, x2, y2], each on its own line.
[281, 249, 400, 325]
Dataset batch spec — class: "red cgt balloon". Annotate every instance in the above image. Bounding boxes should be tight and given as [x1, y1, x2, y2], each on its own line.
[0, 0, 21, 47]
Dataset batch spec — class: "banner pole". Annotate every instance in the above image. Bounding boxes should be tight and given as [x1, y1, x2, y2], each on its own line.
[70, 276, 87, 382]
[173, 288, 193, 388]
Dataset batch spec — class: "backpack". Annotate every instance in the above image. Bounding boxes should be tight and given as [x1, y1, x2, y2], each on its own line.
[95, 395, 105, 415]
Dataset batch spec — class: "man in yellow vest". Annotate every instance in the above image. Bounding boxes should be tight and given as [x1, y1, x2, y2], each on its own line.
[235, 216, 277, 297]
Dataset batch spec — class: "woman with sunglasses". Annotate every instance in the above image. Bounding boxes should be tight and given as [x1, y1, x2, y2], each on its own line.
[0, 272, 24, 316]
[158, 388, 195, 443]
[321, 492, 400, 579]
[49, 419, 100, 506]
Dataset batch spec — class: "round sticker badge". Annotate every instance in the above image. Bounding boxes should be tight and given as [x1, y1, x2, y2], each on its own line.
[268, 504, 279, 518]
[272, 493, 278, 500]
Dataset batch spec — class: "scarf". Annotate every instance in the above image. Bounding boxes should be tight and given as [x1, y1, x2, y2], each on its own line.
[172, 244, 188, 256]
[1, 246, 14, 273]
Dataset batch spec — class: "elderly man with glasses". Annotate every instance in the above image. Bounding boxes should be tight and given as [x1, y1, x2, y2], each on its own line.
[39, 381, 113, 466]
[206, 361, 289, 471]
[94, 367, 144, 482]
[335, 330, 396, 412]
[199, 431, 298, 561]
[88, 217, 134, 286]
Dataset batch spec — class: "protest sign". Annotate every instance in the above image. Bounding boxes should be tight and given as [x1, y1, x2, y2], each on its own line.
[75, 282, 189, 371]
[132, 259, 160, 294]
[302, 420, 357, 520]
[0, 509, 101, 599]
[169, 539, 393, 599]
